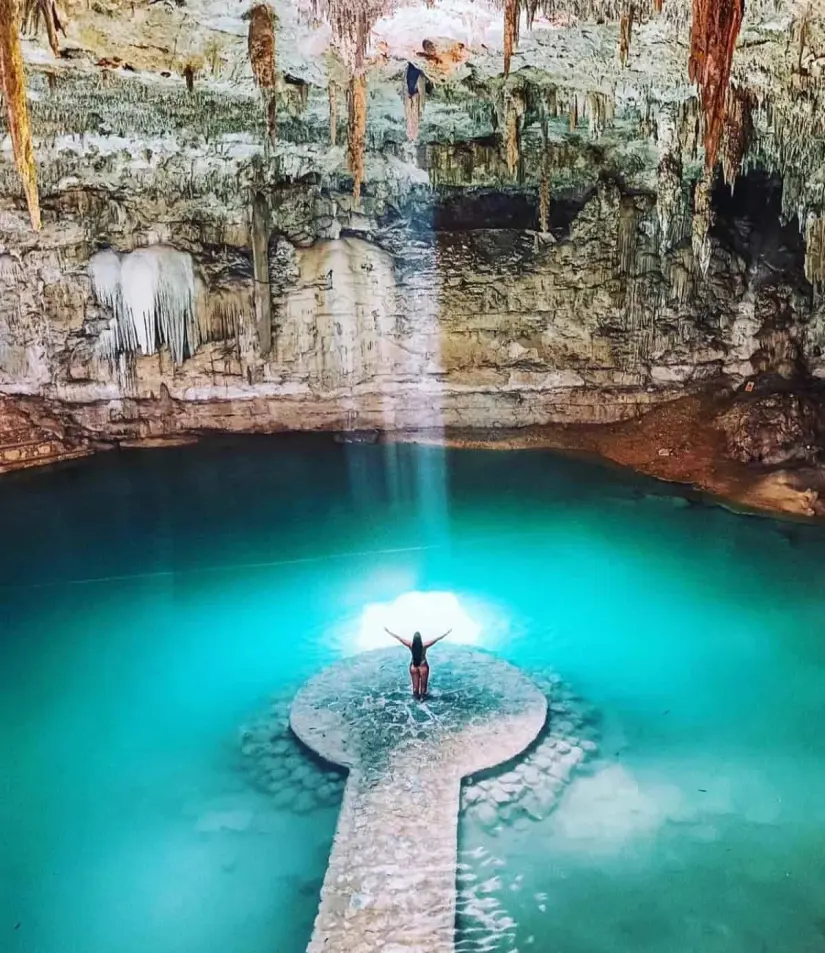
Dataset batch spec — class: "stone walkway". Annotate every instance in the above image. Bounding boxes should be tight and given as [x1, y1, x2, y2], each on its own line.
[290, 646, 547, 953]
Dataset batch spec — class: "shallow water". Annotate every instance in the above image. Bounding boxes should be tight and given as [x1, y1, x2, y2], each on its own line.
[2, 437, 825, 953]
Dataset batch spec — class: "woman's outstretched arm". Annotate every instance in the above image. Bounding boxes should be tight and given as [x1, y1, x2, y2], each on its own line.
[424, 628, 452, 649]
[385, 627, 411, 648]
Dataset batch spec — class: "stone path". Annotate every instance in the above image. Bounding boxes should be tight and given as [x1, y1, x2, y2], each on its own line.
[290, 645, 547, 953]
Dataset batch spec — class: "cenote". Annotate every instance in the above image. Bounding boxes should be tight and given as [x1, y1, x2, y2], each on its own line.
[2, 437, 825, 953]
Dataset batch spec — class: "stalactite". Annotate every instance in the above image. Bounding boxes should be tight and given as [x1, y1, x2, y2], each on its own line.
[656, 104, 688, 252]
[205, 288, 250, 343]
[329, 82, 338, 145]
[499, 0, 663, 74]
[0, 0, 41, 230]
[284, 75, 309, 114]
[248, 3, 277, 143]
[538, 86, 616, 140]
[616, 198, 639, 275]
[312, 0, 388, 71]
[688, 0, 744, 171]
[505, 105, 519, 177]
[403, 63, 425, 142]
[585, 91, 613, 138]
[347, 73, 367, 200]
[89, 247, 199, 364]
[539, 167, 549, 233]
[668, 250, 694, 305]
[658, 152, 685, 251]
[677, 96, 702, 159]
[503, 90, 525, 179]
[248, 4, 276, 90]
[721, 85, 753, 190]
[266, 96, 277, 144]
[796, 3, 810, 73]
[251, 193, 272, 356]
[539, 115, 549, 234]
[23, 0, 64, 58]
[503, 0, 519, 78]
[804, 215, 825, 290]
[691, 168, 715, 277]
[619, 5, 634, 68]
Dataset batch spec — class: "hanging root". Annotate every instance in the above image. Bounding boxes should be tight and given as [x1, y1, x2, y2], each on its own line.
[347, 73, 367, 199]
[619, 5, 634, 67]
[329, 82, 338, 145]
[688, 0, 744, 171]
[503, 0, 519, 77]
[248, 4, 276, 89]
[22, 0, 65, 58]
[248, 4, 277, 143]
[0, 0, 41, 230]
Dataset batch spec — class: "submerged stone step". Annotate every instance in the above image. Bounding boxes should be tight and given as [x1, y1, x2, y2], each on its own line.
[290, 645, 547, 953]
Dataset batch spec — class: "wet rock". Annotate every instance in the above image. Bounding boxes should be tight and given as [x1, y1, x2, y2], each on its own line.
[716, 391, 825, 466]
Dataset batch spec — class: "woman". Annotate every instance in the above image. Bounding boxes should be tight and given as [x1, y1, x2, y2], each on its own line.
[385, 626, 451, 700]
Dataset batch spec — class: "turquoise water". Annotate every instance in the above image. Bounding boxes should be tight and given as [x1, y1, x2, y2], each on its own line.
[2, 437, 825, 953]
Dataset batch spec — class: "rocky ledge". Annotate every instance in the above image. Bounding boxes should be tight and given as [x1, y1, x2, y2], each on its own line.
[2, 171, 825, 519]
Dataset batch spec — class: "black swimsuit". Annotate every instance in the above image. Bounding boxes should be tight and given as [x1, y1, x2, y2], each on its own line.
[410, 647, 428, 669]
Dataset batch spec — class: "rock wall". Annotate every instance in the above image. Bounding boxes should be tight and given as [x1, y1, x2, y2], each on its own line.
[0, 396, 91, 472]
[1, 175, 823, 443]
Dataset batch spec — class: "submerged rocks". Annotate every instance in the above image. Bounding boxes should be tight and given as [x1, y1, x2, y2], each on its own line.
[459, 668, 598, 830]
[238, 659, 598, 843]
[237, 693, 347, 817]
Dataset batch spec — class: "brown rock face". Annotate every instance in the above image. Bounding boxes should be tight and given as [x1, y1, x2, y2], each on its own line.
[0, 397, 91, 473]
[716, 392, 825, 467]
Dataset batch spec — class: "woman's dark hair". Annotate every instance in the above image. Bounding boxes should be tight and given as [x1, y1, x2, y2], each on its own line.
[411, 632, 424, 666]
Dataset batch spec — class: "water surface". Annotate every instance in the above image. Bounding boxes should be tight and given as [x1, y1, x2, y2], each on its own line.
[1, 437, 824, 953]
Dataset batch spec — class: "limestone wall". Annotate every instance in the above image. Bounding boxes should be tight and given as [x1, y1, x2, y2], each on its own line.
[0, 179, 821, 441]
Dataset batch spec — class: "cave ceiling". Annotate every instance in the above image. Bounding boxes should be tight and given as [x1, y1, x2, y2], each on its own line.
[1, 0, 824, 260]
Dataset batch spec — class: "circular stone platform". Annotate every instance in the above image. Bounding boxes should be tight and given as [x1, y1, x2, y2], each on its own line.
[290, 646, 547, 953]
[291, 645, 547, 779]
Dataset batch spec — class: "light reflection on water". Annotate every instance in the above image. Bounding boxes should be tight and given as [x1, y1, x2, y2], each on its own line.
[1, 436, 824, 953]
[353, 590, 482, 652]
